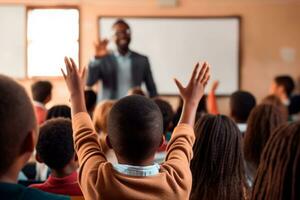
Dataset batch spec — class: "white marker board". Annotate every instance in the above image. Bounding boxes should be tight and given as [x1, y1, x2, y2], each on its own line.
[100, 17, 241, 95]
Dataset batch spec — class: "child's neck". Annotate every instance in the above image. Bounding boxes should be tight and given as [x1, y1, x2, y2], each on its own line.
[51, 164, 77, 178]
[117, 155, 155, 166]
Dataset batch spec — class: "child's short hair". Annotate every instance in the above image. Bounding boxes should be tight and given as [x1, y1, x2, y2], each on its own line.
[31, 80, 52, 103]
[244, 104, 285, 170]
[154, 98, 174, 134]
[84, 90, 97, 113]
[93, 100, 115, 133]
[36, 118, 74, 170]
[46, 105, 71, 120]
[190, 115, 247, 200]
[0, 75, 36, 175]
[230, 91, 256, 123]
[108, 95, 163, 164]
[274, 75, 295, 97]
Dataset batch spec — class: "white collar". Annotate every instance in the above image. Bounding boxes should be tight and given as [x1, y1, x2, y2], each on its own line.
[114, 50, 131, 58]
[237, 123, 247, 132]
[113, 163, 160, 177]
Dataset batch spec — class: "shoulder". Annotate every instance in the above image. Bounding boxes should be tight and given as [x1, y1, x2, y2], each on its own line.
[130, 51, 149, 61]
[24, 187, 70, 200]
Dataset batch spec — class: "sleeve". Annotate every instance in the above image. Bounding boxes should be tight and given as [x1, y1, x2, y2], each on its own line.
[144, 58, 158, 97]
[161, 124, 195, 194]
[207, 90, 219, 115]
[72, 112, 107, 194]
[86, 58, 103, 87]
[164, 123, 195, 165]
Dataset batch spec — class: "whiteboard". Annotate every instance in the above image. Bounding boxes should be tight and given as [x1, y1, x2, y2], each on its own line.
[0, 5, 26, 78]
[99, 17, 240, 95]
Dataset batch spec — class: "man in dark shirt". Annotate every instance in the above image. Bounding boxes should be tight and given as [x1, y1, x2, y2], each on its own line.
[87, 19, 157, 100]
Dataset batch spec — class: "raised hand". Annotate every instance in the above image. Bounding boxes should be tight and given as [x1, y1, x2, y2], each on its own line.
[174, 62, 210, 126]
[61, 57, 87, 114]
[174, 62, 210, 106]
[94, 39, 109, 57]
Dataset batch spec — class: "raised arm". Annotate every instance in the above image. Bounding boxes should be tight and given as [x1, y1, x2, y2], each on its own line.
[174, 62, 210, 126]
[61, 57, 86, 115]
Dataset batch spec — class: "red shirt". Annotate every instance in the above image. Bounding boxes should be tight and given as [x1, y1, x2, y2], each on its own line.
[30, 171, 82, 196]
[33, 101, 47, 125]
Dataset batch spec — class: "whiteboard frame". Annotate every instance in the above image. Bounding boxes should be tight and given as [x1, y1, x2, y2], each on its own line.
[97, 16, 242, 97]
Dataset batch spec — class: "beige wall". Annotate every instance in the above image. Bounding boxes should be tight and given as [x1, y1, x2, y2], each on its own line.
[1, 0, 300, 114]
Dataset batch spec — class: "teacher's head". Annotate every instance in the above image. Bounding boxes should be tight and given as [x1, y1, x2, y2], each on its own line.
[112, 19, 131, 54]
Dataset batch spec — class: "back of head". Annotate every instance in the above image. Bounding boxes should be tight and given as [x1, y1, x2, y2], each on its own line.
[46, 105, 71, 120]
[84, 90, 97, 114]
[31, 80, 52, 103]
[108, 95, 163, 165]
[274, 75, 295, 97]
[36, 118, 74, 170]
[93, 100, 115, 133]
[230, 91, 256, 123]
[261, 94, 288, 120]
[190, 115, 247, 200]
[244, 104, 286, 171]
[252, 122, 300, 200]
[153, 98, 174, 134]
[0, 75, 36, 175]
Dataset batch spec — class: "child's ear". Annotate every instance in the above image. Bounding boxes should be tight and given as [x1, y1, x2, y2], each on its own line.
[35, 153, 44, 164]
[159, 135, 165, 148]
[106, 135, 113, 149]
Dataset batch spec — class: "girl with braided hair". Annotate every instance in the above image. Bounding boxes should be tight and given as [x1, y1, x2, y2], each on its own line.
[190, 115, 249, 200]
[251, 122, 300, 200]
[243, 104, 286, 186]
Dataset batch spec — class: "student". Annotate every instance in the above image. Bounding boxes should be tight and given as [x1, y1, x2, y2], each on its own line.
[92, 100, 117, 163]
[153, 98, 174, 163]
[84, 90, 97, 117]
[190, 115, 248, 200]
[30, 118, 82, 196]
[31, 80, 53, 125]
[270, 75, 295, 107]
[0, 75, 68, 200]
[230, 91, 256, 133]
[251, 122, 300, 200]
[61, 57, 210, 199]
[243, 104, 286, 186]
[261, 94, 288, 121]
[207, 81, 256, 133]
[46, 105, 71, 120]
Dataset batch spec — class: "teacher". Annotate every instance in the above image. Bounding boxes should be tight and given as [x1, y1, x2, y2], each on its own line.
[86, 19, 158, 100]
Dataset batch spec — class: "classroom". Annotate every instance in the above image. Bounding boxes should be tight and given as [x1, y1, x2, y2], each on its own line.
[0, 0, 299, 199]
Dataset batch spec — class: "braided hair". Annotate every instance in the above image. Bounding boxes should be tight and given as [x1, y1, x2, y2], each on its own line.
[190, 115, 248, 200]
[251, 121, 300, 200]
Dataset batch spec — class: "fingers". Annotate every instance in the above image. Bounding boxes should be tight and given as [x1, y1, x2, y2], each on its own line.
[64, 57, 73, 74]
[196, 62, 208, 82]
[200, 64, 210, 83]
[174, 78, 184, 93]
[69, 57, 79, 73]
[190, 62, 199, 82]
[61, 68, 66, 80]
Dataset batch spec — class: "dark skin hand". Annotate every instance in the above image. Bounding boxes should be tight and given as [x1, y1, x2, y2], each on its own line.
[94, 23, 131, 57]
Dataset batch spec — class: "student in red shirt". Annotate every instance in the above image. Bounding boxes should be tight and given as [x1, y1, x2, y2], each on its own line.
[30, 118, 82, 196]
[31, 81, 52, 125]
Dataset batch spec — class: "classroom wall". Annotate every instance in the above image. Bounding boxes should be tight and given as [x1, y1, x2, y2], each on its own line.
[0, 0, 300, 114]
